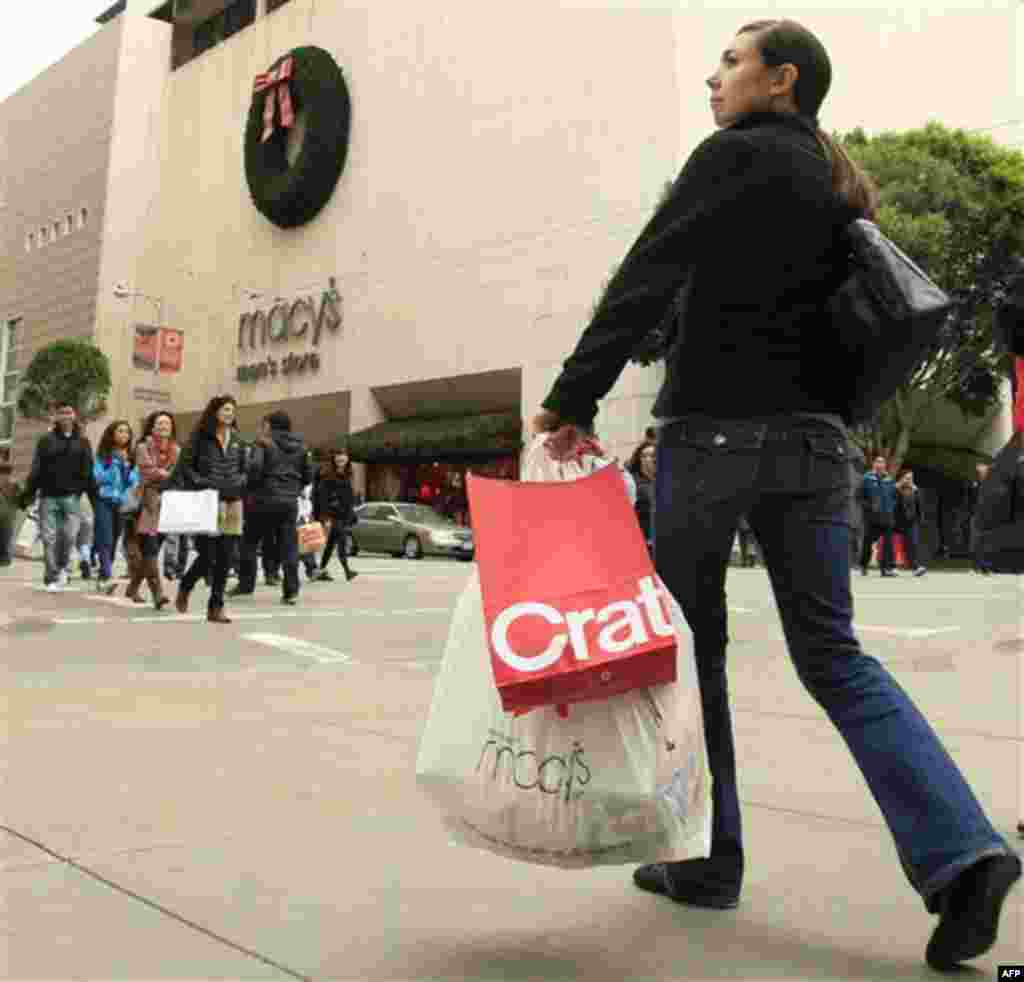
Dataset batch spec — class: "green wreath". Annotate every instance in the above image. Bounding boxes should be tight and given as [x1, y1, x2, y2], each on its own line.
[244, 46, 351, 229]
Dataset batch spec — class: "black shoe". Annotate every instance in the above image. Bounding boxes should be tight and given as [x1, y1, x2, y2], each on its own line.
[881, 569, 899, 577]
[633, 859, 741, 909]
[265, 575, 281, 587]
[282, 595, 297, 606]
[227, 586, 254, 597]
[80, 562, 92, 580]
[316, 570, 334, 582]
[345, 570, 359, 582]
[926, 853, 1021, 970]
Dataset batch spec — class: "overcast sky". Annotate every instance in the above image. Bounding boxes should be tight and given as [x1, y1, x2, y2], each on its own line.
[0, 1, 101, 103]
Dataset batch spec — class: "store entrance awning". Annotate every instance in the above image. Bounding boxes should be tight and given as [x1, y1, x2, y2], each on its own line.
[345, 411, 523, 463]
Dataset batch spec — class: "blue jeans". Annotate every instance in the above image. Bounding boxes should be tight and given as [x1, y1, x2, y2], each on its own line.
[39, 495, 81, 583]
[655, 415, 1011, 909]
[93, 499, 123, 581]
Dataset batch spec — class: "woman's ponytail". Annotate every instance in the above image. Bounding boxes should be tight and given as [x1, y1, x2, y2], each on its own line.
[816, 128, 880, 221]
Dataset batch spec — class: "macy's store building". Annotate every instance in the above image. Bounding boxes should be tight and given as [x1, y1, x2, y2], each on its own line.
[91, 0, 1018, 516]
[94, 0, 686, 502]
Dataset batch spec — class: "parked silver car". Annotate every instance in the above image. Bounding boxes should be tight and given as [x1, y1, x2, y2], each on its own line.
[347, 502, 475, 561]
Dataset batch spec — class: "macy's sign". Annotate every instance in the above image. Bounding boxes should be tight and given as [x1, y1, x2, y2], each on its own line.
[489, 575, 675, 674]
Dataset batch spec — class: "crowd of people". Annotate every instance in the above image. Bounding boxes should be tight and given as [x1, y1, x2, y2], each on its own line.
[15, 396, 360, 623]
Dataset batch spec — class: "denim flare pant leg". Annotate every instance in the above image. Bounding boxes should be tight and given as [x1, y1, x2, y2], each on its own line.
[654, 415, 1012, 909]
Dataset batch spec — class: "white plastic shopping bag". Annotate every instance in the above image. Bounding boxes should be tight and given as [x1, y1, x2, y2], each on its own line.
[157, 489, 220, 535]
[14, 509, 41, 560]
[414, 435, 711, 869]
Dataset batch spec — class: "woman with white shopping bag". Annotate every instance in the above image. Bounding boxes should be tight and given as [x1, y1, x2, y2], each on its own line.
[173, 396, 247, 624]
[533, 20, 1018, 971]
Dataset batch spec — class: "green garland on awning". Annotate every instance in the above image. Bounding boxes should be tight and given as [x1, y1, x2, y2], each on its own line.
[343, 411, 523, 463]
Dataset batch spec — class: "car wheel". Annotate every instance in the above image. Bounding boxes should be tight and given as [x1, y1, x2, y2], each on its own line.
[403, 535, 424, 560]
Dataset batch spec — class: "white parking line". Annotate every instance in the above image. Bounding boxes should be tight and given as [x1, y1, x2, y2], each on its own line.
[49, 606, 451, 626]
[242, 633, 351, 664]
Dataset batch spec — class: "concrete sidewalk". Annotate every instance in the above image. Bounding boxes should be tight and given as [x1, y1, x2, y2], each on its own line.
[2, 561, 1022, 979]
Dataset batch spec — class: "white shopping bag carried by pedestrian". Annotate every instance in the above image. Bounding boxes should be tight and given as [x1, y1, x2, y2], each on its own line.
[414, 435, 711, 869]
[14, 509, 41, 560]
[157, 489, 220, 535]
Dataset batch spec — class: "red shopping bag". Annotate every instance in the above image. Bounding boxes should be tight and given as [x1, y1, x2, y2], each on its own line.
[467, 465, 677, 714]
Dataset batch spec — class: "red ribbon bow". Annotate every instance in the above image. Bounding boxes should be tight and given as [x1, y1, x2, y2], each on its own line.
[253, 56, 296, 143]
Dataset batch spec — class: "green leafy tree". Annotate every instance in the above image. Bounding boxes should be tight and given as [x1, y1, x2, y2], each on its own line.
[843, 123, 1024, 470]
[17, 339, 112, 423]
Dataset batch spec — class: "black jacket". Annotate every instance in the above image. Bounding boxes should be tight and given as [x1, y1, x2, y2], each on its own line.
[314, 476, 355, 524]
[541, 111, 860, 427]
[633, 472, 654, 538]
[180, 430, 247, 502]
[22, 425, 96, 503]
[894, 488, 923, 529]
[247, 430, 313, 509]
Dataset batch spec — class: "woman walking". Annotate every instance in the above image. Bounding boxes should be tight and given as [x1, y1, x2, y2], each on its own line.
[895, 470, 927, 576]
[532, 20, 1018, 970]
[121, 411, 179, 609]
[627, 440, 656, 553]
[314, 449, 358, 582]
[175, 396, 246, 623]
[92, 420, 138, 593]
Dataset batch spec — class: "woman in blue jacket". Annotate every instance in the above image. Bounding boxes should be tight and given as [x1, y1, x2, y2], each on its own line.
[92, 420, 139, 591]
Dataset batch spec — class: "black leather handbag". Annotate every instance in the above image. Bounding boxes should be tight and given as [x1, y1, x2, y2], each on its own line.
[828, 219, 953, 425]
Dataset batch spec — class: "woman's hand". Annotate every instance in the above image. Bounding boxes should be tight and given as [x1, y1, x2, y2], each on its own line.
[530, 410, 584, 462]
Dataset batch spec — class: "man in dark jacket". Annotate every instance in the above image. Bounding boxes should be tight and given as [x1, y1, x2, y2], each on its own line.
[233, 411, 313, 603]
[858, 455, 899, 576]
[18, 405, 96, 589]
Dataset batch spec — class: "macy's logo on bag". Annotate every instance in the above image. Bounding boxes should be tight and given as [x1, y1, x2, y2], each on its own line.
[489, 575, 674, 674]
[476, 730, 592, 803]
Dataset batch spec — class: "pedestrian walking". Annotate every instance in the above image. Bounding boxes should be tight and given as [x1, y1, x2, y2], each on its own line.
[175, 396, 247, 623]
[0, 462, 18, 566]
[297, 483, 320, 580]
[92, 420, 138, 593]
[531, 18, 1018, 970]
[967, 463, 993, 574]
[19, 405, 96, 590]
[859, 455, 899, 576]
[736, 514, 760, 567]
[894, 470, 927, 576]
[314, 449, 359, 582]
[75, 494, 95, 580]
[627, 440, 656, 553]
[234, 411, 312, 605]
[119, 411, 179, 610]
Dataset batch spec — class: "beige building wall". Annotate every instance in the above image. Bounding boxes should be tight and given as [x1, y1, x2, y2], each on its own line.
[94, 14, 172, 426]
[0, 21, 126, 474]
[106, 0, 1020, 469]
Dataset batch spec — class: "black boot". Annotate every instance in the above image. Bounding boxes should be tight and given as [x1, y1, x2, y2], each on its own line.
[925, 853, 1021, 970]
[633, 857, 743, 909]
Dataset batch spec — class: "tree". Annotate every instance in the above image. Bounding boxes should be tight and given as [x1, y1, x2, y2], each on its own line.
[16, 339, 112, 422]
[842, 123, 1024, 470]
